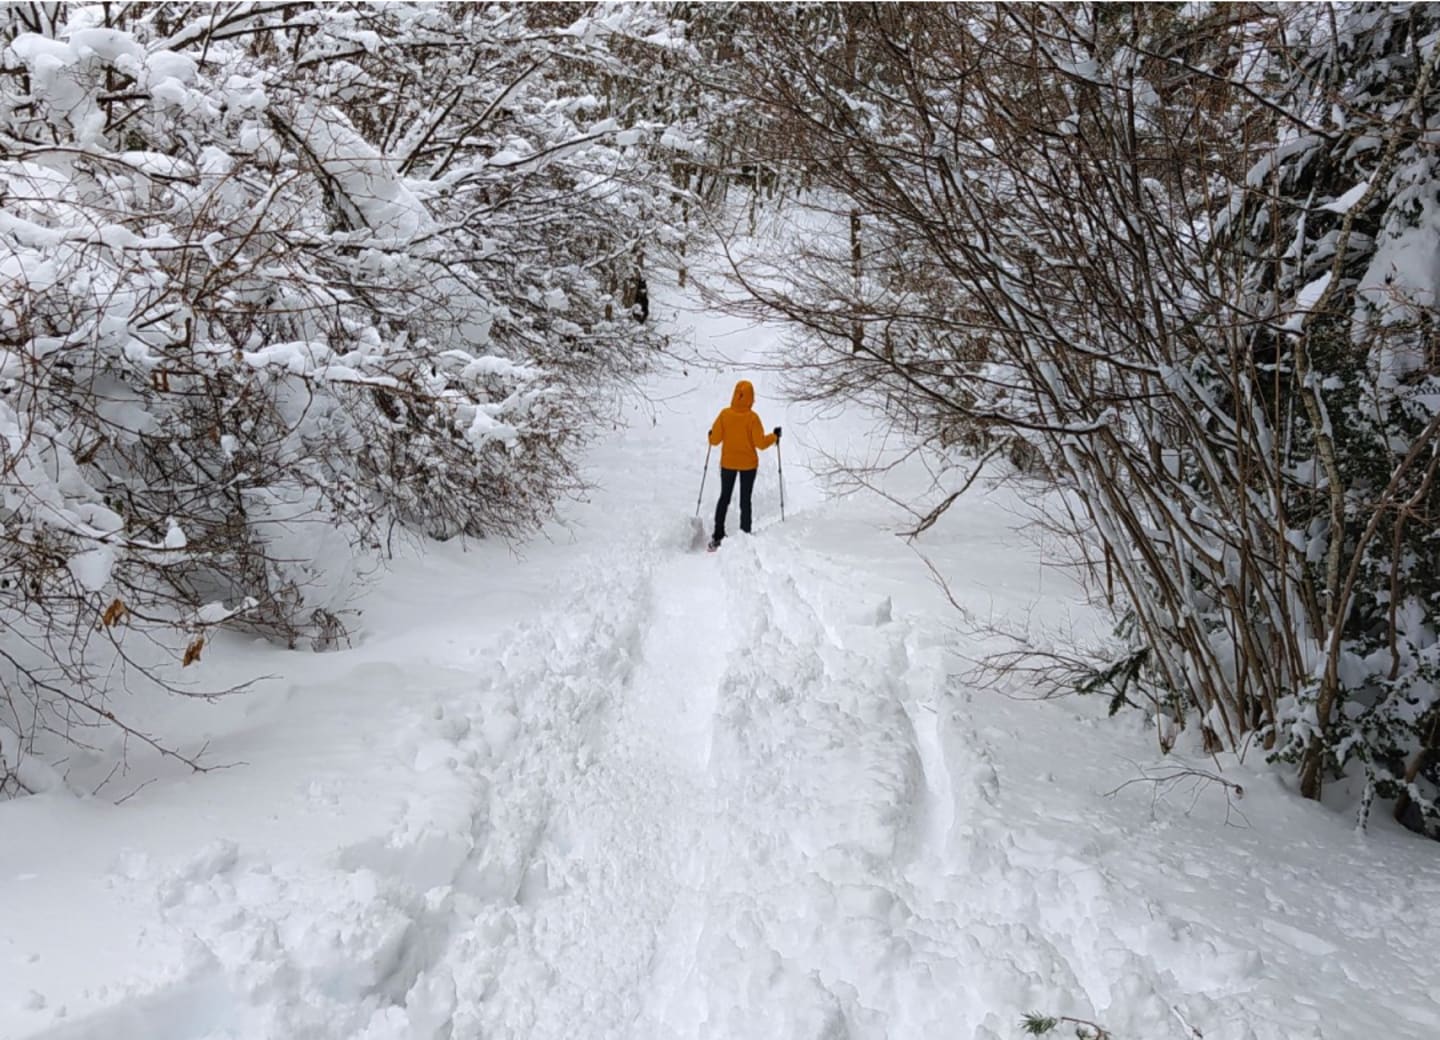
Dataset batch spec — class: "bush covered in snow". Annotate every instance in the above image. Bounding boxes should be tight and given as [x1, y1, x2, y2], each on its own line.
[0, 2, 689, 792]
[703, 4, 1440, 835]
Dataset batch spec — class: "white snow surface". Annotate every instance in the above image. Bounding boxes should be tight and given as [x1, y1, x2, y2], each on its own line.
[3, 273, 1439, 1040]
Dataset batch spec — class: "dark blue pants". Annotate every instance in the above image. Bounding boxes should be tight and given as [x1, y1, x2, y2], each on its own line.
[713, 467, 756, 543]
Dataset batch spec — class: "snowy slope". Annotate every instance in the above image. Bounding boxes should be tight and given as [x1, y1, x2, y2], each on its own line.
[3, 270, 1439, 1040]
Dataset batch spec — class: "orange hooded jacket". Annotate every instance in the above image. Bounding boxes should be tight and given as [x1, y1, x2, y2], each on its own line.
[709, 380, 777, 471]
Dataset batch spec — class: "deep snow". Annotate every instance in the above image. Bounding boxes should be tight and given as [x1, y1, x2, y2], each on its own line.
[3, 266, 1439, 1040]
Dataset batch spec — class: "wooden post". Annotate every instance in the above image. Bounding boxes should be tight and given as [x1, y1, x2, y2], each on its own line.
[850, 209, 863, 353]
[679, 198, 688, 288]
[673, 161, 690, 289]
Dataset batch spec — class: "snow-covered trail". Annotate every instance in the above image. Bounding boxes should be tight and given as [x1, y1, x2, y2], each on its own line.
[378, 520, 950, 1040]
[7, 270, 1440, 1040]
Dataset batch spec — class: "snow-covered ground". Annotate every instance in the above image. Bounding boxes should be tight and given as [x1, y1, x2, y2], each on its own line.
[3, 266, 1438, 1040]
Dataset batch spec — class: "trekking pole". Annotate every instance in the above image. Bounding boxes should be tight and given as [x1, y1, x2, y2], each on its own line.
[777, 438, 786, 521]
[695, 444, 712, 517]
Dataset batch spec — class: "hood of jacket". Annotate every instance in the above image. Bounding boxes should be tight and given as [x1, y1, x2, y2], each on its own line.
[730, 380, 754, 411]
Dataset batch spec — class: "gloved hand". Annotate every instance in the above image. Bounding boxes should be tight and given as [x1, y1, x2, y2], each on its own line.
[773, 426, 782, 441]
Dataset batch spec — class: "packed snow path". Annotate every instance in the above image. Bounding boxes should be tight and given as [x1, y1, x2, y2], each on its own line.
[7, 291, 1440, 1039]
[369, 533, 951, 1039]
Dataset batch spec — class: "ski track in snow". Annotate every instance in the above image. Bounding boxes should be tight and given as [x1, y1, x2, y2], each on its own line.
[416, 530, 947, 1040]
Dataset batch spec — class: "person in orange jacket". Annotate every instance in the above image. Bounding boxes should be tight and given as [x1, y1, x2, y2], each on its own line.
[707, 379, 780, 550]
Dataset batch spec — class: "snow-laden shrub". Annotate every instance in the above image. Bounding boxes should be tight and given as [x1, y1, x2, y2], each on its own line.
[0, 2, 685, 789]
[706, 3, 1440, 834]
[1201, 4, 1440, 829]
